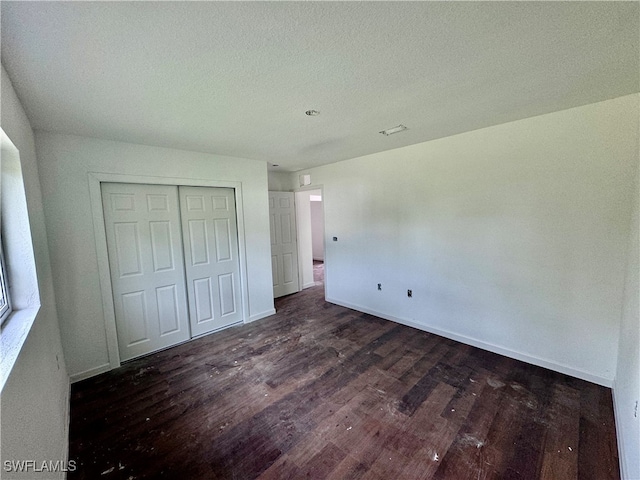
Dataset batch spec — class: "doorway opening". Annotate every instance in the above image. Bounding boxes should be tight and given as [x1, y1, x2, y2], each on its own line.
[310, 192, 324, 286]
[313, 260, 324, 285]
[294, 188, 324, 291]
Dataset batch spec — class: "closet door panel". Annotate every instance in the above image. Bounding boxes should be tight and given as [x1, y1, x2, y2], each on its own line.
[180, 186, 242, 336]
[102, 183, 190, 361]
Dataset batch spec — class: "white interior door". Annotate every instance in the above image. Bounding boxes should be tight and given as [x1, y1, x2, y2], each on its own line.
[269, 191, 300, 298]
[102, 183, 190, 361]
[180, 186, 242, 336]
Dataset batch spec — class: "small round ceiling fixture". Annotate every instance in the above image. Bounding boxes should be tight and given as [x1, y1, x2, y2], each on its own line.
[305, 109, 320, 116]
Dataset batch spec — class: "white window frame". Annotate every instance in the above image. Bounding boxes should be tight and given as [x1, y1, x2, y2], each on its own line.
[0, 239, 11, 324]
[1, 128, 40, 391]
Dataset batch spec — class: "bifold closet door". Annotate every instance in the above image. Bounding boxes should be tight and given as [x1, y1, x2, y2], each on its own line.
[101, 183, 190, 361]
[179, 186, 242, 336]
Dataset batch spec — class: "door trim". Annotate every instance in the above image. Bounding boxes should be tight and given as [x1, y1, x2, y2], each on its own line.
[88, 172, 250, 370]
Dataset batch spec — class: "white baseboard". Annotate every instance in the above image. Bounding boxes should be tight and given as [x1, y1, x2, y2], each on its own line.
[302, 282, 316, 290]
[326, 296, 613, 388]
[70, 363, 111, 383]
[63, 380, 72, 473]
[611, 379, 640, 480]
[247, 309, 276, 323]
[611, 380, 626, 480]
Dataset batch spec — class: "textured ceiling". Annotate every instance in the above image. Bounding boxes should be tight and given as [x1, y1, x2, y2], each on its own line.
[1, 2, 638, 172]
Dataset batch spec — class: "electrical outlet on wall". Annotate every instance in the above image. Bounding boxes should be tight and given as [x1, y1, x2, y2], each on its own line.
[378, 283, 382, 291]
[407, 289, 412, 298]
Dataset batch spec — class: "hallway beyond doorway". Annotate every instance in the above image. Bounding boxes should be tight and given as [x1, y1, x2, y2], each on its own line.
[313, 260, 324, 285]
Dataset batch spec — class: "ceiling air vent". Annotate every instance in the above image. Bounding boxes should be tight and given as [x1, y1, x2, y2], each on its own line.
[379, 124, 408, 136]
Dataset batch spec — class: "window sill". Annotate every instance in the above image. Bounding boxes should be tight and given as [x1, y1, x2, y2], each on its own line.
[0, 306, 40, 391]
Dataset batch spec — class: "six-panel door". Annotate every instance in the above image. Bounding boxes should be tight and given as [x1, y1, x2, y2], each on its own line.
[269, 191, 300, 298]
[179, 186, 242, 337]
[101, 183, 191, 361]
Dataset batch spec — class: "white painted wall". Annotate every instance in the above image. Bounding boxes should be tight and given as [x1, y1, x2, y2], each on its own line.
[311, 199, 324, 261]
[35, 132, 274, 380]
[614, 142, 640, 480]
[267, 171, 292, 191]
[297, 94, 639, 386]
[1, 65, 69, 479]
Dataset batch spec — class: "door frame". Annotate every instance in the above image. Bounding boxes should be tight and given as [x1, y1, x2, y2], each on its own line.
[88, 172, 250, 370]
[293, 184, 326, 299]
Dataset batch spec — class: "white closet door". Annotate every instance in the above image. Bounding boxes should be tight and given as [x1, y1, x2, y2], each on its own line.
[102, 183, 190, 361]
[180, 186, 242, 336]
[269, 191, 300, 298]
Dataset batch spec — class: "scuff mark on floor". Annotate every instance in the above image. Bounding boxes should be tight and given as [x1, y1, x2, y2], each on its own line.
[487, 378, 505, 389]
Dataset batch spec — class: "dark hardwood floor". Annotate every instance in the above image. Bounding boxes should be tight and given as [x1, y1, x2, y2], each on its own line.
[69, 283, 619, 479]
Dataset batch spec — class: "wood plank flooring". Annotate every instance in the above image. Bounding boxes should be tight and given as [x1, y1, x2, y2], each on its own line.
[68, 284, 619, 479]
